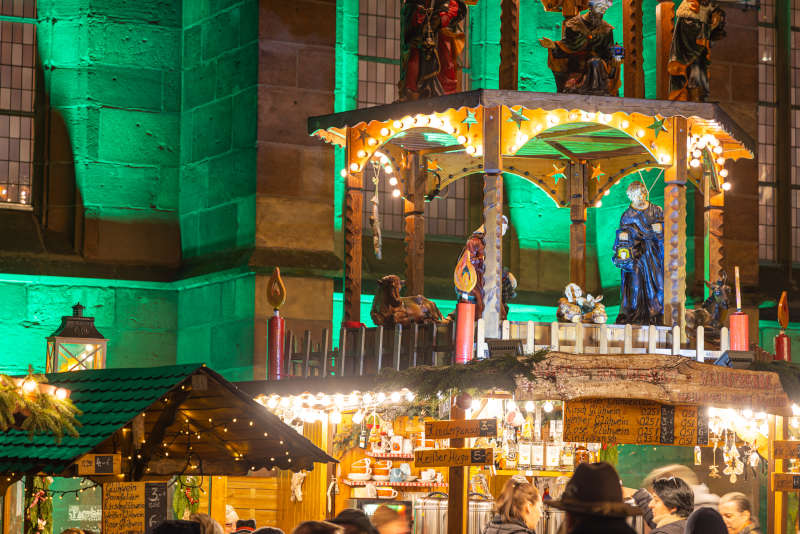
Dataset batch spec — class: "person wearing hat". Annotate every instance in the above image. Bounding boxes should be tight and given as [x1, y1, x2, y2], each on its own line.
[545, 462, 640, 534]
[685, 507, 728, 534]
[225, 505, 240, 534]
[235, 519, 257, 534]
[482, 474, 542, 534]
[329, 508, 379, 534]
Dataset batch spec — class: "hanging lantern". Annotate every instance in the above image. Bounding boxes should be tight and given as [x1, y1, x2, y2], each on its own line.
[46, 303, 107, 373]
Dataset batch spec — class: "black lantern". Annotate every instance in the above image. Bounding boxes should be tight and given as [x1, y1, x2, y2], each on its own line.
[46, 303, 107, 373]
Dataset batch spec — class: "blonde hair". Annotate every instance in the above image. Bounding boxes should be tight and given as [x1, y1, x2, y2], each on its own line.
[494, 476, 540, 523]
[190, 513, 225, 534]
[720, 492, 752, 515]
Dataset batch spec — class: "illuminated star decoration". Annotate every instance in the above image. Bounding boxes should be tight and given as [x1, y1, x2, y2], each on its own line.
[461, 110, 478, 132]
[547, 162, 567, 184]
[507, 107, 529, 129]
[647, 117, 668, 138]
[590, 164, 606, 181]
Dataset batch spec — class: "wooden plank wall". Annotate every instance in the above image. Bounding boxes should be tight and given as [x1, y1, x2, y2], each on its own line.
[228, 475, 280, 527]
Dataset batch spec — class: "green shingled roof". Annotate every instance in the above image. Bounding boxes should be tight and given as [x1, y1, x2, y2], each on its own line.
[0, 364, 201, 475]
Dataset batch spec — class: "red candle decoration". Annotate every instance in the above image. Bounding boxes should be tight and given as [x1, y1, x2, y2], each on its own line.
[454, 249, 478, 364]
[775, 290, 791, 361]
[729, 266, 749, 351]
[266, 267, 287, 380]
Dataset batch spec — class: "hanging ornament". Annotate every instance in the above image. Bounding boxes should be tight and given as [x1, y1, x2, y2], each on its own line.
[694, 446, 702, 466]
[709, 438, 721, 479]
[369, 164, 383, 260]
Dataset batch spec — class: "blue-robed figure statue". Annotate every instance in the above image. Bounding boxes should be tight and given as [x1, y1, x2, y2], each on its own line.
[612, 181, 664, 325]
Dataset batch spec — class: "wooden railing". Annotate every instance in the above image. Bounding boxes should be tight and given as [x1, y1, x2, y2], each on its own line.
[281, 321, 730, 378]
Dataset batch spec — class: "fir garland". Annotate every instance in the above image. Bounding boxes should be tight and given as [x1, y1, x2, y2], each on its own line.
[0, 371, 81, 442]
[748, 360, 800, 404]
[172, 476, 202, 521]
[375, 351, 548, 400]
[25, 476, 53, 534]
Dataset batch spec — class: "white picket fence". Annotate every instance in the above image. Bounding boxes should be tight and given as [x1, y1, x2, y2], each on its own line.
[476, 320, 730, 363]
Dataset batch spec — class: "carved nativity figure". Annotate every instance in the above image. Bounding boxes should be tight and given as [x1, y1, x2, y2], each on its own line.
[455, 215, 517, 321]
[399, 0, 468, 101]
[557, 283, 607, 324]
[539, 0, 621, 96]
[370, 274, 445, 328]
[612, 181, 665, 325]
[668, 0, 726, 101]
[685, 272, 731, 345]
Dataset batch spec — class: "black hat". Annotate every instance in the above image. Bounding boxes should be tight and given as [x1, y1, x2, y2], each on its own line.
[152, 520, 202, 534]
[545, 462, 642, 517]
[236, 519, 257, 533]
[685, 507, 728, 534]
[329, 508, 379, 534]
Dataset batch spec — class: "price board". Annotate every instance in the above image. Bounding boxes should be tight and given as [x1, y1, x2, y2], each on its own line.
[774, 473, 800, 492]
[774, 441, 800, 460]
[102, 482, 167, 534]
[414, 447, 494, 467]
[424, 419, 498, 439]
[563, 399, 707, 446]
[76, 454, 121, 476]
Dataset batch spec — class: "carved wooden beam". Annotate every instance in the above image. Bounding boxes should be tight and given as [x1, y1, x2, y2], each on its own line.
[663, 117, 688, 332]
[344, 127, 364, 324]
[623, 0, 645, 98]
[569, 162, 588, 288]
[404, 152, 425, 297]
[656, 3, 675, 100]
[482, 106, 504, 336]
[499, 0, 520, 90]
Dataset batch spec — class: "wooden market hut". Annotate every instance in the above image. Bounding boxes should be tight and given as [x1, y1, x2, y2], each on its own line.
[308, 90, 755, 339]
[0, 364, 335, 529]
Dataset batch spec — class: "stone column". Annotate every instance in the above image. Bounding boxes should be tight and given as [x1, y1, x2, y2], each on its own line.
[569, 162, 587, 288]
[655, 2, 675, 100]
[482, 106, 503, 338]
[663, 117, 688, 330]
[404, 152, 425, 297]
[344, 128, 363, 323]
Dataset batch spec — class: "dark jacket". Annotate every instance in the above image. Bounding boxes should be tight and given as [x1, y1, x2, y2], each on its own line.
[649, 518, 686, 534]
[482, 516, 535, 534]
[566, 517, 637, 534]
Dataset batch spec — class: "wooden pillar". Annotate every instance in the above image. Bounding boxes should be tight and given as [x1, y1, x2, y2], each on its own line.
[663, 117, 688, 330]
[499, 0, 520, 90]
[448, 394, 469, 534]
[404, 152, 425, 297]
[344, 128, 364, 324]
[622, 0, 645, 98]
[768, 415, 787, 534]
[482, 106, 503, 338]
[655, 2, 674, 100]
[569, 162, 587, 288]
[703, 176, 725, 293]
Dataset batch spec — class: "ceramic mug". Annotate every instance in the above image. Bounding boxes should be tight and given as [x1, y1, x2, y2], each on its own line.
[420, 469, 436, 481]
[373, 459, 392, 476]
[389, 468, 405, 483]
[402, 438, 413, 455]
[351, 458, 371, 474]
[377, 487, 399, 499]
[365, 483, 377, 498]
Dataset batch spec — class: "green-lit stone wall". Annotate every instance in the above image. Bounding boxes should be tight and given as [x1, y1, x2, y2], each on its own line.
[180, 0, 258, 259]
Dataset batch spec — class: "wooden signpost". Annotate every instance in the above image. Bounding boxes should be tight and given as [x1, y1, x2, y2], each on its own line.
[773, 473, 800, 492]
[774, 441, 800, 460]
[76, 453, 122, 476]
[772, 441, 800, 494]
[424, 419, 498, 439]
[102, 482, 167, 534]
[415, 447, 494, 467]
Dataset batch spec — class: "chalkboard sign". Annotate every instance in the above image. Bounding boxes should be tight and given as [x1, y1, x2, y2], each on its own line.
[95, 455, 115, 474]
[414, 448, 494, 467]
[696, 411, 709, 446]
[424, 419, 498, 439]
[563, 399, 702, 446]
[103, 482, 166, 534]
[773, 473, 800, 492]
[77, 454, 121, 476]
[144, 483, 167, 533]
[660, 405, 675, 444]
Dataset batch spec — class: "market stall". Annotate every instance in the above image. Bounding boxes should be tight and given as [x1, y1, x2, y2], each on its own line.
[239, 350, 797, 534]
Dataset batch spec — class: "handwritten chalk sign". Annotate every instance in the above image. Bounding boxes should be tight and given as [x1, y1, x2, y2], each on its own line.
[103, 482, 167, 534]
[774, 441, 800, 460]
[76, 454, 121, 476]
[774, 473, 800, 492]
[414, 448, 494, 467]
[424, 419, 497, 439]
[563, 399, 707, 446]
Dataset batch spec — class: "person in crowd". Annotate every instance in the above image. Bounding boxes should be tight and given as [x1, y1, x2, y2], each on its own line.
[685, 507, 728, 534]
[718, 492, 761, 534]
[640, 477, 694, 534]
[330, 508, 379, 534]
[236, 519, 257, 533]
[153, 520, 202, 534]
[60, 530, 84, 534]
[291, 521, 344, 534]
[482, 474, 542, 534]
[191, 512, 225, 534]
[372, 505, 411, 534]
[546, 462, 640, 534]
[253, 528, 285, 534]
[225, 505, 240, 534]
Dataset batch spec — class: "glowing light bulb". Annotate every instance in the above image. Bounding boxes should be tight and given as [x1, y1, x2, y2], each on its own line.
[330, 411, 342, 424]
[692, 150, 702, 158]
[546, 115, 559, 126]
[636, 129, 645, 138]
[21, 380, 36, 394]
[659, 154, 671, 165]
[267, 396, 278, 409]
[415, 115, 429, 126]
[719, 169, 729, 178]
[604, 190, 610, 196]
[525, 401, 535, 412]
[55, 388, 68, 400]
[465, 145, 476, 154]
[350, 163, 360, 172]
[384, 166, 393, 174]
[340, 169, 347, 178]
[444, 123, 455, 134]
[595, 200, 602, 208]
[377, 392, 386, 404]
[390, 391, 401, 403]
[722, 182, 731, 191]
[714, 145, 723, 154]
[405, 391, 415, 402]
[392, 189, 401, 198]
[393, 120, 402, 129]
[389, 177, 398, 186]
[543, 400, 554, 413]
[402, 117, 414, 129]
[457, 135, 467, 145]
[690, 158, 701, 168]
[367, 138, 377, 146]
[569, 112, 578, 121]
[621, 120, 630, 129]
[743, 409, 753, 419]
[380, 127, 390, 136]
[507, 400, 517, 412]
[352, 410, 364, 424]
[364, 393, 374, 404]
[429, 116, 442, 128]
